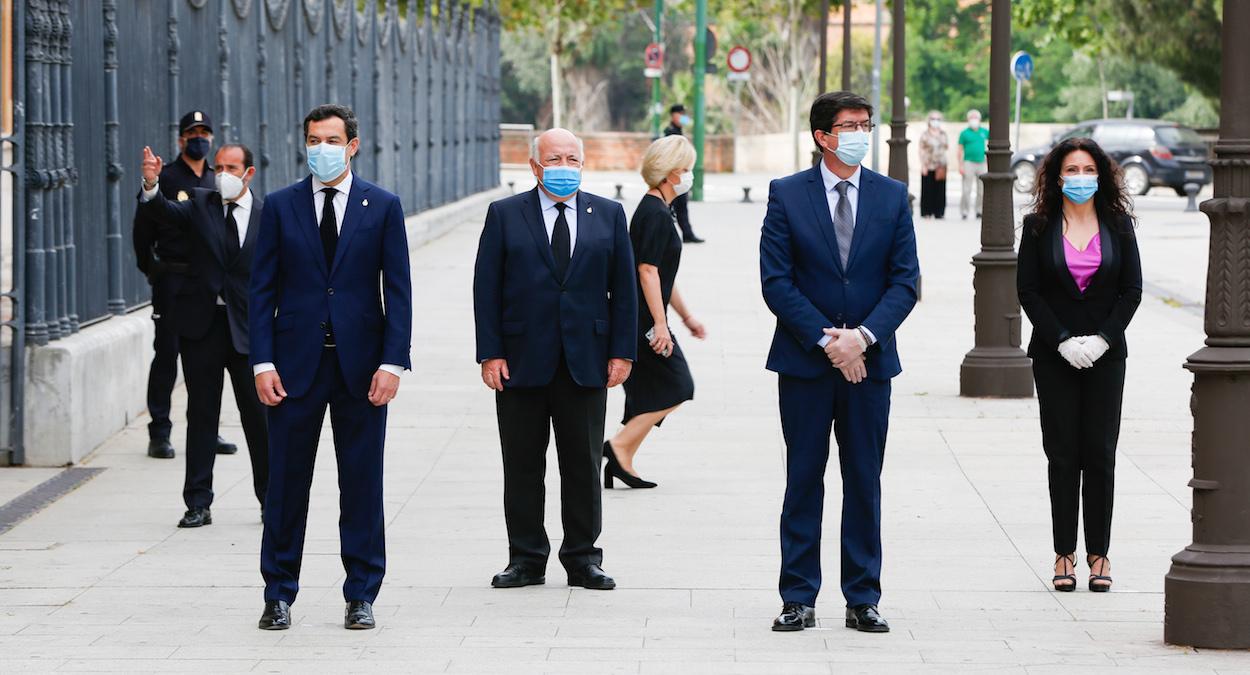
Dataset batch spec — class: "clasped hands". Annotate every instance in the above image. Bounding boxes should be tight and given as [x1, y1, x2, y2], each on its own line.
[255, 369, 400, 407]
[823, 327, 868, 384]
[1057, 335, 1110, 370]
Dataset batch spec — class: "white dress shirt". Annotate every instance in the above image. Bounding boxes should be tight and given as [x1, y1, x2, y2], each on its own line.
[816, 161, 877, 348]
[253, 171, 404, 379]
[537, 188, 578, 253]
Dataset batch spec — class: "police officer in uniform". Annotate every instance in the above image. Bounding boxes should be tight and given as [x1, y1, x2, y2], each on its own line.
[663, 104, 704, 244]
[132, 110, 237, 459]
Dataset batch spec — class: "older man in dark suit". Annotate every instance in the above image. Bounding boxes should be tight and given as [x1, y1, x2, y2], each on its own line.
[473, 128, 637, 591]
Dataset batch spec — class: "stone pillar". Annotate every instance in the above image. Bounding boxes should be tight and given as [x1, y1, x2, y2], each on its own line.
[1163, 0, 1250, 649]
[958, 0, 1033, 398]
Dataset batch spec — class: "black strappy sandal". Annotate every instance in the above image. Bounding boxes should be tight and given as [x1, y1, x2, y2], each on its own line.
[1088, 555, 1113, 592]
[1053, 554, 1077, 592]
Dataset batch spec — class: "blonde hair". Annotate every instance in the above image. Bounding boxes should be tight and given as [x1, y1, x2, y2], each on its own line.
[640, 135, 696, 189]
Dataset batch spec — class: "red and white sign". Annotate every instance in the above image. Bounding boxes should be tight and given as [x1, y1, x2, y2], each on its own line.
[727, 46, 752, 73]
[644, 42, 663, 78]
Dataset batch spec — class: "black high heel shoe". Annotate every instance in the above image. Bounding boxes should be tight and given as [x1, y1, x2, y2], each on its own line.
[602, 441, 657, 489]
[1052, 553, 1076, 592]
[1087, 555, 1113, 592]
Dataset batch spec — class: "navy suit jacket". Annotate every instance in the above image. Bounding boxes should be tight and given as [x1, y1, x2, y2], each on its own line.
[760, 165, 919, 380]
[136, 187, 262, 354]
[473, 188, 638, 388]
[249, 174, 413, 399]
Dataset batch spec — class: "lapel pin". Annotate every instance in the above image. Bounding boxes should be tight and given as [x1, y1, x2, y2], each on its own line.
[362, 198, 369, 207]
[586, 206, 593, 214]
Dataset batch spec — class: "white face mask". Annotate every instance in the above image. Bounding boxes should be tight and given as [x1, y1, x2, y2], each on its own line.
[969, 118, 982, 130]
[215, 171, 245, 202]
[672, 171, 694, 197]
[928, 119, 941, 129]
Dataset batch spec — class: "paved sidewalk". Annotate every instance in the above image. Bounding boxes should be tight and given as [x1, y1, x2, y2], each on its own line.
[1, 175, 1247, 673]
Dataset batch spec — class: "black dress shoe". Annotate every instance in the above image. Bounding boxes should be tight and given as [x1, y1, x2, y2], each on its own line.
[683, 235, 706, 244]
[215, 435, 238, 455]
[567, 564, 615, 590]
[846, 604, 890, 633]
[177, 508, 212, 528]
[258, 600, 291, 630]
[147, 438, 175, 459]
[345, 600, 375, 630]
[772, 602, 816, 631]
[491, 563, 545, 588]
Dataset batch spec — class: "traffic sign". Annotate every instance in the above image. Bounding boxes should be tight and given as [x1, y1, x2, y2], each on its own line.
[1011, 51, 1033, 81]
[727, 45, 752, 73]
[644, 42, 663, 78]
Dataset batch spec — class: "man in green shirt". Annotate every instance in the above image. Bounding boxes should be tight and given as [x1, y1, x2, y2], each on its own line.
[957, 109, 990, 220]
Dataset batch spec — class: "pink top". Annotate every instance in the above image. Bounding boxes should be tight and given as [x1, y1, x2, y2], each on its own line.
[1063, 231, 1102, 293]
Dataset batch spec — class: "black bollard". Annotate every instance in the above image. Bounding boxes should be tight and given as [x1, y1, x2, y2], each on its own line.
[1185, 182, 1200, 212]
[507, 180, 515, 195]
[741, 187, 752, 203]
[614, 184, 624, 201]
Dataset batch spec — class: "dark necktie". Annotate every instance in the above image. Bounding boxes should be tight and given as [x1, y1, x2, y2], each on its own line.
[833, 180, 854, 268]
[224, 202, 241, 254]
[551, 201, 571, 280]
[319, 187, 338, 269]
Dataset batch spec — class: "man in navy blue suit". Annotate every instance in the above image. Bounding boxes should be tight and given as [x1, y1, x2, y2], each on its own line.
[473, 128, 637, 591]
[760, 92, 919, 633]
[250, 104, 412, 631]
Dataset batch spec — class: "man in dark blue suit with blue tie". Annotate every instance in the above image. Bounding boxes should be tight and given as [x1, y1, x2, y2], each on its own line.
[760, 92, 919, 633]
[473, 128, 637, 591]
[250, 104, 412, 631]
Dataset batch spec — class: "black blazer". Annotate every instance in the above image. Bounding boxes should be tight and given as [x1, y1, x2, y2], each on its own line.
[136, 187, 262, 354]
[1017, 212, 1142, 360]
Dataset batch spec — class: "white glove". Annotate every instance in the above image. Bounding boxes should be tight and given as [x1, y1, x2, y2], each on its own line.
[1058, 337, 1093, 369]
[1077, 335, 1110, 364]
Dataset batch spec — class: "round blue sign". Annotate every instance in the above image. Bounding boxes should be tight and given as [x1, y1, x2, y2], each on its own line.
[1012, 51, 1034, 81]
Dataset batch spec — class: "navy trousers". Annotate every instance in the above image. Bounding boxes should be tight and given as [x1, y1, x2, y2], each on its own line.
[261, 348, 388, 604]
[778, 372, 891, 608]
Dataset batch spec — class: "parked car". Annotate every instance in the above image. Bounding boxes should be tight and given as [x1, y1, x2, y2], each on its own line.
[1011, 119, 1212, 196]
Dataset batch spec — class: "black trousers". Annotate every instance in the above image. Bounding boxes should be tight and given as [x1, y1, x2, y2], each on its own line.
[147, 279, 180, 441]
[671, 193, 696, 240]
[1032, 351, 1126, 556]
[495, 360, 607, 571]
[919, 170, 947, 218]
[181, 307, 269, 510]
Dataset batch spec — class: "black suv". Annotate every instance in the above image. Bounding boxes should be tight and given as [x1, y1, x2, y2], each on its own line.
[1011, 119, 1211, 195]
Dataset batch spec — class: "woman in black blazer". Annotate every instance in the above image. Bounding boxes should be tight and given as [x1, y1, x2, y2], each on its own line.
[1017, 137, 1142, 593]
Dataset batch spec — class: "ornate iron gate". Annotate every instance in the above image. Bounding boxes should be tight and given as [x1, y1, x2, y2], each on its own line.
[4, 0, 501, 464]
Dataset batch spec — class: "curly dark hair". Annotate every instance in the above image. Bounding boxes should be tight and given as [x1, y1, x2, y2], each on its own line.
[1027, 137, 1135, 234]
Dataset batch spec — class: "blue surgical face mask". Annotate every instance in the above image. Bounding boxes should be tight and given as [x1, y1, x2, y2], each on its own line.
[833, 130, 870, 166]
[540, 165, 581, 198]
[679, 115, 692, 127]
[1062, 174, 1099, 204]
[184, 136, 211, 161]
[307, 142, 349, 183]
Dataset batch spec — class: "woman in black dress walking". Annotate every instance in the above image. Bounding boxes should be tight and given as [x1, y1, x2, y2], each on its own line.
[603, 135, 707, 489]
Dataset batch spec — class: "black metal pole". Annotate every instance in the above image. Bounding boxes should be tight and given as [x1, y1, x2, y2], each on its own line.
[104, 0, 125, 316]
[7, 0, 28, 464]
[886, 0, 907, 184]
[841, 0, 852, 90]
[1163, 0, 1250, 649]
[958, 0, 1033, 398]
[818, 0, 829, 93]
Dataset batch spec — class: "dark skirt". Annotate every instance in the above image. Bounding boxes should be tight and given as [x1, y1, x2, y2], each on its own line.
[622, 336, 695, 426]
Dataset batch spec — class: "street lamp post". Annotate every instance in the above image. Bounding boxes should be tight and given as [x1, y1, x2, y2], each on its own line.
[1163, 0, 1250, 649]
[958, 0, 1033, 398]
[650, 0, 663, 138]
[841, 0, 852, 90]
[692, 0, 706, 201]
[885, 0, 907, 185]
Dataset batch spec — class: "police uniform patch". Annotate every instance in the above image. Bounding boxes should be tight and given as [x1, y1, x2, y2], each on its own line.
[193, 111, 203, 122]
[176, 190, 190, 201]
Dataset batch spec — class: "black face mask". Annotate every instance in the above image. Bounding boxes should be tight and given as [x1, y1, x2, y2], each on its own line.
[184, 137, 211, 161]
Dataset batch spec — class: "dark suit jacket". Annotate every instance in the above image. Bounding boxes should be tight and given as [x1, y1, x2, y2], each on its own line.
[249, 174, 413, 399]
[132, 155, 213, 278]
[760, 165, 919, 380]
[136, 187, 262, 353]
[473, 188, 638, 389]
[1017, 212, 1142, 360]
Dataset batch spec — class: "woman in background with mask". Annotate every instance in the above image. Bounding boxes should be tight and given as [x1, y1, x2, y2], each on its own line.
[918, 111, 949, 219]
[603, 135, 707, 489]
[1017, 137, 1142, 594]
